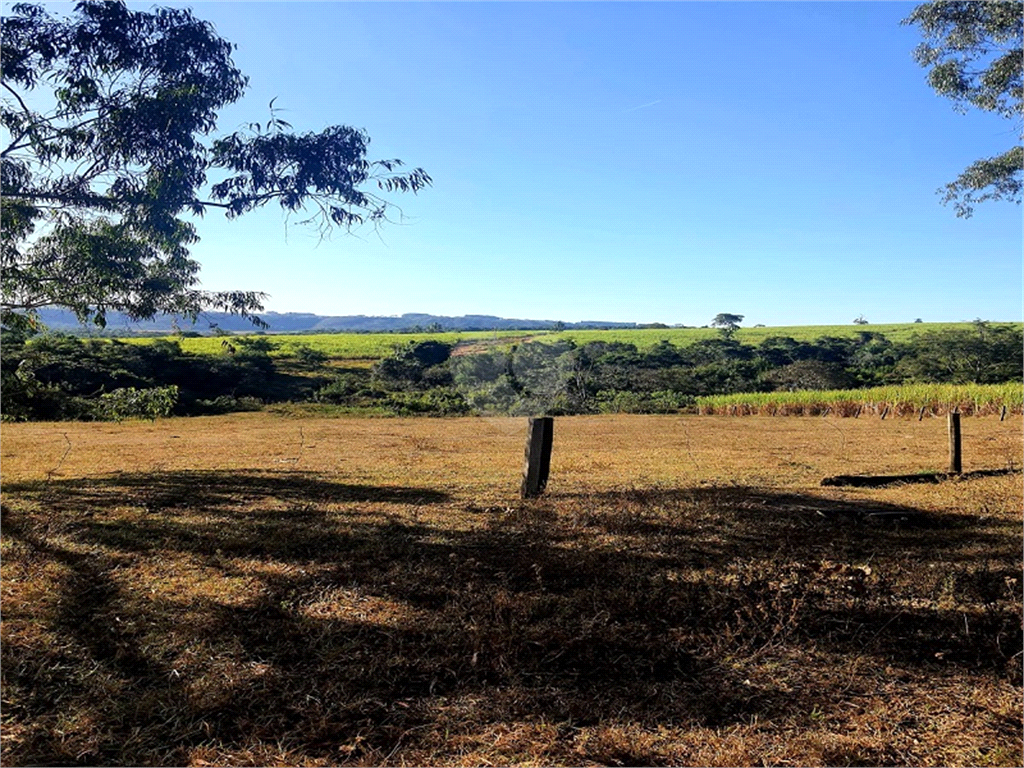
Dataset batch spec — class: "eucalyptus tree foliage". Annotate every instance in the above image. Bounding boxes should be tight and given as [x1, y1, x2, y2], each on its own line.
[1, 1, 430, 330]
[903, 1, 1023, 217]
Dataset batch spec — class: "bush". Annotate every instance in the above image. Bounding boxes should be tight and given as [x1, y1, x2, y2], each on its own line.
[191, 396, 264, 415]
[233, 336, 279, 356]
[595, 390, 692, 414]
[315, 374, 385, 405]
[96, 386, 179, 421]
[404, 340, 452, 368]
[293, 344, 329, 369]
[451, 350, 509, 387]
[421, 364, 454, 388]
[373, 340, 454, 388]
[459, 375, 521, 414]
[382, 388, 470, 416]
[761, 360, 854, 391]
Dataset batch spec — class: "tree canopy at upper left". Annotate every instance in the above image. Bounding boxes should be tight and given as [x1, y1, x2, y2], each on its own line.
[0, 1, 431, 331]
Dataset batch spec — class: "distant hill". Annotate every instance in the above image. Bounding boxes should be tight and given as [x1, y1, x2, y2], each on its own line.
[30, 308, 649, 335]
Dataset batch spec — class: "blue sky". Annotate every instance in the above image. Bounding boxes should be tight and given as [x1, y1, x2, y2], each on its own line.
[171, 2, 1019, 325]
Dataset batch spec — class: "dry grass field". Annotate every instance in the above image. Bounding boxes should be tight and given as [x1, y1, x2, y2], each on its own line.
[1, 413, 1021, 767]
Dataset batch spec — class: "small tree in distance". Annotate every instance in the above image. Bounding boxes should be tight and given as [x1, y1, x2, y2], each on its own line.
[711, 313, 744, 338]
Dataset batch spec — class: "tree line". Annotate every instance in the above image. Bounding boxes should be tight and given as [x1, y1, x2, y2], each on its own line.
[343, 323, 1022, 417]
[4, 322, 1019, 421]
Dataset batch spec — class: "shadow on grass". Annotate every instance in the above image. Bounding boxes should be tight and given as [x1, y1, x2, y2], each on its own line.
[2, 469, 450, 512]
[821, 467, 1023, 488]
[2, 472, 1021, 765]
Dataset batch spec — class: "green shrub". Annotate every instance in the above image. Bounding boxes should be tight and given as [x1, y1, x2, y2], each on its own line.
[293, 344, 329, 369]
[315, 374, 386, 404]
[373, 341, 454, 387]
[96, 386, 179, 421]
[595, 390, 691, 414]
[192, 396, 264, 415]
[761, 360, 854, 391]
[382, 389, 470, 416]
[233, 336, 279, 356]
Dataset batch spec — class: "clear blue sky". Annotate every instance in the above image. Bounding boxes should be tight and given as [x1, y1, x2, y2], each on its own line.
[171, 2, 1020, 325]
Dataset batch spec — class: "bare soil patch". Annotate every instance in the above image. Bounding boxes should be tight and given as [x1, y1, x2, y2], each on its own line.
[449, 334, 543, 357]
[1, 414, 1021, 766]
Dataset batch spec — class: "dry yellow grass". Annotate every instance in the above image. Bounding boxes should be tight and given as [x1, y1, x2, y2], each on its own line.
[1, 413, 1021, 766]
[3, 412, 1020, 490]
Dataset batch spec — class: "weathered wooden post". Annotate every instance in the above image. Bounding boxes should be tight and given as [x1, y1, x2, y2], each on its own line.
[948, 410, 962, 474]
[521, 416, 554, 499]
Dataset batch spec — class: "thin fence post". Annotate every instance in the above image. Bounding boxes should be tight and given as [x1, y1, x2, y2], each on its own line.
[880, 405, 889, 421]
[948, 410, 962, 475]
[1000, 405, 1008, 422]
[918, 406, 927, 421]
[521, 417, 554, 498]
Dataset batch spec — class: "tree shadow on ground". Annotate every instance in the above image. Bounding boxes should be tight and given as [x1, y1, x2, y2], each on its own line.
[3, 469, 450, 513]
[2, 473, 1020, 765]
[822, 467, 1022, 487]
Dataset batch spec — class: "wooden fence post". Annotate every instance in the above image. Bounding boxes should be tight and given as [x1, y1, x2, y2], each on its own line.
[1000, 405, 1008, 422]
[521, 417, 554, 498]
[948, 410, 962, 474]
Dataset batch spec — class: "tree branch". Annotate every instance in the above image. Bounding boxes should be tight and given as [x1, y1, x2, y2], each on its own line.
[2, 81, 32, 119]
